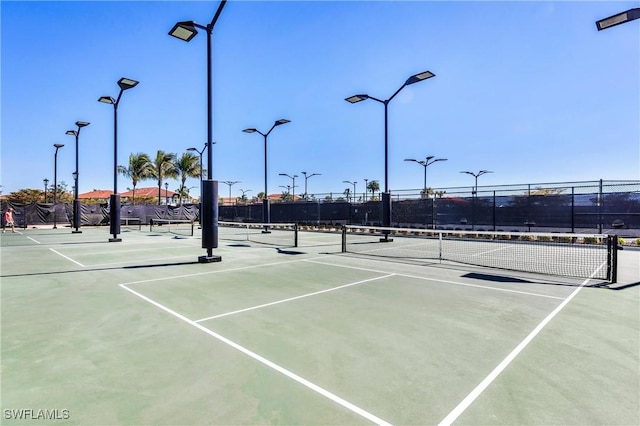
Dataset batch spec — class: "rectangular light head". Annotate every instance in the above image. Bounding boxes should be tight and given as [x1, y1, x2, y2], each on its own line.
[98, 96, 115, 104]
[275, 119, 290, 126]
[406, 70, 435, 85]
[66, 130, 76, 136]
[118, 77, 139, 90]
[345, 94, 369, 103]
[596, 8, 640, 30]
[76, 121, 90, 128]
[54, 143, 65, 149]
[169, 21, 198, 41]
[242, 128, 257, 133]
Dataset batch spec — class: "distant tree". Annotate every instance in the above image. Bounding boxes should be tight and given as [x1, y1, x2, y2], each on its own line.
[6, 189, 43, 204]
[151, 150, 178, 205]
[257, 192, 266, 201]
[367, 180, 380, 200]
[118, 152, 153, 205]
[174, 152, 201, 205]
[343, 188, 351, 203]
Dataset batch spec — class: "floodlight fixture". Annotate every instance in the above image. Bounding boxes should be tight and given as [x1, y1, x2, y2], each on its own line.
[98, 96, 115, 104]
[242, 128, 257, 133]
[117, 77, 139, 90]
[169, 21, 199, 41]
[345, 94, 369, 103]
[405, 70, 436, 85]
[596, 8, 640, 31]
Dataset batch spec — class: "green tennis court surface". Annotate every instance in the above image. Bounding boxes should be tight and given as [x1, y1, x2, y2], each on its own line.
[2, 226, 638, 425]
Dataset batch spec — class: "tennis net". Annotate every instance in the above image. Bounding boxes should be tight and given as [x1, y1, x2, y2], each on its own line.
[341, 225, 618, 281]
[219, 221, 298, 247]
[120, 217, 142, 231]
[149, 218, 194, 236]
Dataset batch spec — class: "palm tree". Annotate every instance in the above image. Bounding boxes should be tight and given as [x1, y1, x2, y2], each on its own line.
[174, 152, 201, 205]
[118, 153, 153, 205]
[343, 187, 351, 203]
[367, 180, 380, 200]
[151, 150, 178, 205]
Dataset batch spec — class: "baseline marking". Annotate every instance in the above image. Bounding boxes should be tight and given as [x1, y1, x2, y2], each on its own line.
[119, 283, 391, 426]
[49, 248, 85, 267]
[195, 274, 394, 322]
[437, 263, 605, 426]
[305, 259, 564, 300]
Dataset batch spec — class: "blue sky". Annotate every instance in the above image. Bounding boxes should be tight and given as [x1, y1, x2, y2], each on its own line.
[1, 0, 639, 199]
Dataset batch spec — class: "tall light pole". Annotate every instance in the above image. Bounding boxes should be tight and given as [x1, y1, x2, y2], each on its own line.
[343, 180, 357, 203]
[187, 143, 208, 203]
[596, 8, 640, 30]
[99, 77, 139, 242]
[52, 143, 64, 229]
[404, 156, 447, 196]
[187, 143, 208, 229]
[169, 0, 226, 263]
[279, 174, 298, 201]
[43, 179, 49, 203]
[346, 70, 435, 240]
[243, 119, 290, 232]
[222, 180, 239, 205]
[364, 178, 369, 201]
[66, 121, 90, 233]
[301, 171, 320, 200]
[239, 189, 251, 204]
[460, 170, 493, 231]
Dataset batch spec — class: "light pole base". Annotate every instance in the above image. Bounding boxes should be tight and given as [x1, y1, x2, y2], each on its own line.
[261, 230, 271, 234]
[72, 230, 83, 234]
[109, 237, 122, 242]
[379, 237, 394, 243]
[199, 255, 222, 263]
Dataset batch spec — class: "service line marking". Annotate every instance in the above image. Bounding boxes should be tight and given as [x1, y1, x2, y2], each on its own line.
[195, 274, 394, 322]
[305, 259, 564, 300]
[120, 256, 326, 287]
[437, 262, 605, 426]
[49, 248, 85, 267]
[27, 236, 41, 244]
[119, 283, 391, 426]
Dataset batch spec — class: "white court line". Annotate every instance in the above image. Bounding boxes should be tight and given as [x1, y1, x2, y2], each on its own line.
[27, 236, 41, 244]
[49, 248, 85, 267]
[121, 256, 325, 287]
[437, 262, 605, 426]
[305, 259, 565, 300]
[470, 246, 510, 257]
[119, 283, 391, 426]
[195, 274, 394, 322]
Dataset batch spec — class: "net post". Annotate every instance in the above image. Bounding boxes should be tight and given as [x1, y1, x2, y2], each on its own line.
[294, 223, 298, 247]
[608, 235, 618, 283]
[341, 225, 347, 253]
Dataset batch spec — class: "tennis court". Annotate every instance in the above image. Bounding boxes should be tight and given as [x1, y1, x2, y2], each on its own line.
[1, 224, 638, 425]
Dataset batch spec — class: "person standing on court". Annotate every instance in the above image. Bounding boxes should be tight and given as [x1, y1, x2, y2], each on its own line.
[3, 207, 15, 233]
